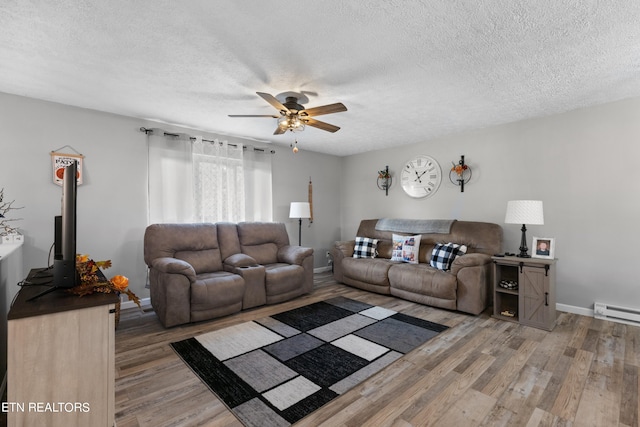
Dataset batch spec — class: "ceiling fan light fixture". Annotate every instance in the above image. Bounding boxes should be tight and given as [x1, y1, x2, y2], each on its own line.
[278, 115, 305, 132]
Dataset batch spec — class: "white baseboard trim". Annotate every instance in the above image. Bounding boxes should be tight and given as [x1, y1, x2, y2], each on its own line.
[556, 303, 593, 317]
[314, 266, 332, 273]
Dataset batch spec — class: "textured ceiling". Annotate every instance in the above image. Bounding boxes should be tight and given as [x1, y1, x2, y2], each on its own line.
[1, 1, 640, 156]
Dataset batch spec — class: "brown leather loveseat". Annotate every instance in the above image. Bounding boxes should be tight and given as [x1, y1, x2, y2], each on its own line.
[331, 219, 502, 315]
[144, 222, 314, 327]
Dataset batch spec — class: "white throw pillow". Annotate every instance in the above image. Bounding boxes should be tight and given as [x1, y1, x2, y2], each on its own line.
[391, 234, 421, 264]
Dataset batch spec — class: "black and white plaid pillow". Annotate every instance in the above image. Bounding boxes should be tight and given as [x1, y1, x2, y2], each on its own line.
[430, 242, 467, 270]
[353, 237, 380, 259]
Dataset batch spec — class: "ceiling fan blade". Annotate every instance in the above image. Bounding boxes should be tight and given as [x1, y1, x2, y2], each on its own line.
[257, 92, 288, 112]
[299, 102, 347, 117]
[273, 126, 287, 135]
[228, 114, 279, 118]
[303, 117, 341, 133]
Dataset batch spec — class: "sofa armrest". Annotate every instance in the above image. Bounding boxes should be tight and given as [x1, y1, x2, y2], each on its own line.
[224, 253, 258, 268]
[278, 245, 313, 265]
[150, 257, 196, 282]
[330, 240, 355, 283]
[450, 253, 492, 315]
[450, 253, 491, 276]
[333, 240, 355, 258]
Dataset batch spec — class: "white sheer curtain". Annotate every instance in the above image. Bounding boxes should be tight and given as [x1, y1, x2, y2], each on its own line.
[147, 128, 194, 224]
[192, 138, 245, 222]
[243, 147, 273, 222]
[147, 129, 272, 224]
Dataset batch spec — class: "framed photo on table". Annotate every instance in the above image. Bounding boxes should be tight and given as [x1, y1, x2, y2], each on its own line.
[532, 237, 555, 259]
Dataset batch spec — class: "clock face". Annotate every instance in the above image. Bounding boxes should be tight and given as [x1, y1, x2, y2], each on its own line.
[401, 155, 442, 198]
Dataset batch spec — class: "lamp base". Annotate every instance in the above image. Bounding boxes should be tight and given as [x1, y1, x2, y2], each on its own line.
[516, 224, 530, 258]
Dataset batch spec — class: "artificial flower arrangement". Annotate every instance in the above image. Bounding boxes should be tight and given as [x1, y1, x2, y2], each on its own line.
[451, 162, 469, 176]
[378, 169, 391, 179]
[69, 254, 141, 307]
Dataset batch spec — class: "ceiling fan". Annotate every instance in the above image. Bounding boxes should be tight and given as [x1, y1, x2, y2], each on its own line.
[229, 92, 347, 135]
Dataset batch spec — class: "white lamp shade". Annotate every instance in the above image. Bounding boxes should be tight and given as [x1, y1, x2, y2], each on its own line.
[504, 200, 544, 225]
[289, 202, 311, 219]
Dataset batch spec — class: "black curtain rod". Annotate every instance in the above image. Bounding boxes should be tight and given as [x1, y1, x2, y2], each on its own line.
[139, 127, 275, 153]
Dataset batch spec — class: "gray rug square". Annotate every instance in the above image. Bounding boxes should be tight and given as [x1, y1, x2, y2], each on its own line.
[224, 349, 298, 393]
[355, 317, 441, 353]
[308, 313, 378, 342]
[263, 333, 324, 361]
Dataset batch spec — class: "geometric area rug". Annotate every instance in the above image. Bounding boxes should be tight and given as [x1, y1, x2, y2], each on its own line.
[171, 296, 449, 427]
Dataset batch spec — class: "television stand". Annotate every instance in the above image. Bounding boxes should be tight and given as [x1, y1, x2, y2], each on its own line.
[25, 285, 59, 301]
[8, 268, 118, 426]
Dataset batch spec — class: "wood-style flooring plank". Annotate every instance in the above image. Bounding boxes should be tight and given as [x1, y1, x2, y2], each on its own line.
[114, 272, 640, 427]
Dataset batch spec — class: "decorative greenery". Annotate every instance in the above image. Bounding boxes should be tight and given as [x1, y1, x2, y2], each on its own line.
[451, 161, 469, 176]
[69, 254, 141, 307]
[378, 169, 391, 179]
[0, 188, 24, 234]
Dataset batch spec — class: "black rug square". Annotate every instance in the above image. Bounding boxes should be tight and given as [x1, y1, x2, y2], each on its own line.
[270, 300, 354, 331]
[285, 343, 370, 388]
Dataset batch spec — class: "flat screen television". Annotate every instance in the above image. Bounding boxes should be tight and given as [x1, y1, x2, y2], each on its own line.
[28, 161, 78, 301]
[53, 160, 79, 289]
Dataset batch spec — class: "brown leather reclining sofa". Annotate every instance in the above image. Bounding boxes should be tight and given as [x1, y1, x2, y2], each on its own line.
[331, 219, 502, 315]
[144, 222, 314, 327]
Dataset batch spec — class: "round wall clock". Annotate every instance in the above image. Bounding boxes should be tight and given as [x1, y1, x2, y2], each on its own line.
[400, 155, 442, 198]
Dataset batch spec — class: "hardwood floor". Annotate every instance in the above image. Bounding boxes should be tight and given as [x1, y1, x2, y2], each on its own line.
[115, 272, 640, 427]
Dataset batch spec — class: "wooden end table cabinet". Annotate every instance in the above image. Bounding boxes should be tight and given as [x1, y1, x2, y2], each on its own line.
[7, 270, 118, 427]
[492, 256, 557, 331]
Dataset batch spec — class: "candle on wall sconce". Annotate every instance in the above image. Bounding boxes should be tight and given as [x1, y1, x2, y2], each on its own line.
[449, 155, 472, 192]
[377, 166, 392, 196]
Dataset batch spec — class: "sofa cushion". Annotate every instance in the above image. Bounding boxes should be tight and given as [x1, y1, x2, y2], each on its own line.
[264, 263, 305, 296]
[342, 257, 393, 286]
[391, 234, 421, 264]
[353, 237, 379, 258]
[237, 222, 289, 264]
[144, 223, 224, 274]
[430, 242, 467, 271]
[190, 271, 245, 312]
[388, 263, 457, 301]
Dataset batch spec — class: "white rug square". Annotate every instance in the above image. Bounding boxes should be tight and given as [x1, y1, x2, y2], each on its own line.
[262, 376, 322, 411]
[196, 321, 283, 360]
[331, 334, 389, 361]
[359, 306, 397, 320]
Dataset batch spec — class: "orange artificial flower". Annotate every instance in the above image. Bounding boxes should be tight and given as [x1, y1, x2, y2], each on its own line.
[110, 275, 129, 291]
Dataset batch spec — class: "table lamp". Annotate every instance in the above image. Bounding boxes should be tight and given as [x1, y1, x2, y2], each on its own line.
[504, 200, 544, 257]
[289, 202, 311, 246]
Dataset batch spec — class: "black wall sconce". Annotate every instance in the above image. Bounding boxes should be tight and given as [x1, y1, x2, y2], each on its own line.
[377, 166, 392, 196]
[449, 155, 472, 192]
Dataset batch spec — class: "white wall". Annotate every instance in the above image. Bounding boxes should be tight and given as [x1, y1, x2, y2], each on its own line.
[0, 92, 343, 302]
[340, 96, 640, 311]
[3, 91, 639, 312]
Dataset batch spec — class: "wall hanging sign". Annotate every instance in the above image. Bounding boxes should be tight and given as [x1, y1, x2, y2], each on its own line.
[51, 147, 84, 186]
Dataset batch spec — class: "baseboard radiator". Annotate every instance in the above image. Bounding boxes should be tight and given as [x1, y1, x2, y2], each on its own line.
[594, 302, 640, 327]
